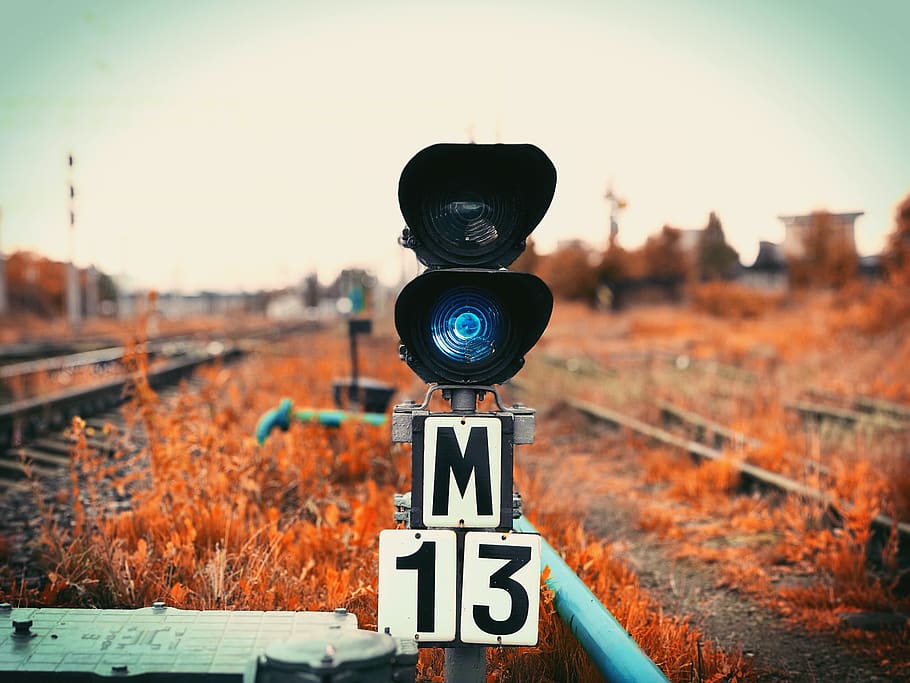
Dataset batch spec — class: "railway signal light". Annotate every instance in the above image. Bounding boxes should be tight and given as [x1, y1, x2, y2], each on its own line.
[382, 143, 556, 662]
[395, 143, 556, 386]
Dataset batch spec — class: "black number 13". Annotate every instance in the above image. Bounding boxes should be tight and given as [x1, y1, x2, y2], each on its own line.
[397, 540, 532, 637]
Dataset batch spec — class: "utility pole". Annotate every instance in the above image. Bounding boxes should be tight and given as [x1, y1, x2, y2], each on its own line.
[66, 154, 81, 331]
[0, 207, 8, 315]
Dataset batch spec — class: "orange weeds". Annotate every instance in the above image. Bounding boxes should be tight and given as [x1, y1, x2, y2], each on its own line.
[0, 327, 759, 682]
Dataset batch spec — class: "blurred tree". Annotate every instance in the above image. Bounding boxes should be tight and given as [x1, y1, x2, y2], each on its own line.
[4, 251, 120, 317]
[598, 241, 630, 285]
[96, 272, 118, 303]
[303, 272, 320, 308]
[884, 192, 910, 284]
[6, 251, 65, 317]
[788, 211, 857, 289]
[596, 240, 633, 310]
[642, 226, 687, 281]
[696, 212, 740, 281]
[536, 241, 599, 302]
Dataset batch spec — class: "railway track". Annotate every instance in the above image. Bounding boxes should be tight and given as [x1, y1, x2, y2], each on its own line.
[0, 345, 230, 573]
[0, 321, 320, 448]
[515, 353, 910, 575]
[0, 344, 240, 453]
[0, 321, 324, 586]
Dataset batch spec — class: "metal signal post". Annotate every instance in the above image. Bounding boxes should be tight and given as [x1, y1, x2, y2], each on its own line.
[377, 143, 556, 681]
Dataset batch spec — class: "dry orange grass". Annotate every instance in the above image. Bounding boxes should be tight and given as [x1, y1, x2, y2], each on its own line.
[7, 281, 909, 679]
[19, 335, 409, 617]
[520, 289, 910, 678]
[538, 288, 910, 533]
[690, 282, 784, 319]
[0, 324, 761, 681]
[611, 442, 910, 678]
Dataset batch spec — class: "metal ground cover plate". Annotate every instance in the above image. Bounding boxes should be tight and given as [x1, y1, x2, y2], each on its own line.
[0, 606, 356, 679]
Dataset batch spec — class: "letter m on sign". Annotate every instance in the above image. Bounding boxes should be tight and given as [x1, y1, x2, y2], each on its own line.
[415, 416, 509, 528]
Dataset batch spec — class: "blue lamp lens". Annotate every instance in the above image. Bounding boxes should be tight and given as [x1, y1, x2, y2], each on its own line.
[430, 288, 502, 364]
[454, 311, 481, 339]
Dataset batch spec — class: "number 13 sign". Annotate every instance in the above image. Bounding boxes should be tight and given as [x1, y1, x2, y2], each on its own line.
[378, 529, 541, 646]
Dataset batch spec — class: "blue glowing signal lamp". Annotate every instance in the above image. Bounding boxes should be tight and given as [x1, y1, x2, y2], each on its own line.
[395, 269, 552, 386]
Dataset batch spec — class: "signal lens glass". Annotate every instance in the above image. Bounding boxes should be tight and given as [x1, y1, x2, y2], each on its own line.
[430, 287, 503, 364]
[424, 190, 521, 258]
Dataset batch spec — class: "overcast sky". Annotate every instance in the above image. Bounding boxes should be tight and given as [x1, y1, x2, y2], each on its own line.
[1, 0, 908, 292]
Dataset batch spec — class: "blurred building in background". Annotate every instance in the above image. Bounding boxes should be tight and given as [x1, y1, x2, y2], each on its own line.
[780, 211, 862, 258]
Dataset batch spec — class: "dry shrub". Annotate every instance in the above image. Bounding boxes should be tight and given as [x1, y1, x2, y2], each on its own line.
[883, 191, 910, 281]
[834, 280, 910, 335]
[689, 282, 783, 319]
[668, 457, 740, 501]
[833, 193, 910, 334]
[9, 314, 906, 680]
[743, 435, 789, 473]
[637, 507, 685, 538]
[627, 309, 700, 339]
[522, 284, 910, 677]
[642, 448, 685, 484]
[779, 497, 897, 613]
[716, 562, 771, 596]
[536, 242, 600, 303]
[4, 329, 752, 682]
[786, 211, 859, 290]
[16, 332, 412, 620]
[627, 426, 909, 653]
[883, 458, 910, 523]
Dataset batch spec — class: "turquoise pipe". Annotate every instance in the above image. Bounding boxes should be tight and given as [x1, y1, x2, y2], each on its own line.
[293, 408, 386, 428]
[513, 516, 669, 683]
[255, 398, 386, 444]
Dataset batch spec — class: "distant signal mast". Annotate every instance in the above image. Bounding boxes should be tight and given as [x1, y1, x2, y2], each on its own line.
[66, 153, 81, 330]
[0, 207, 7, 315]
[604, 182, 627, 246]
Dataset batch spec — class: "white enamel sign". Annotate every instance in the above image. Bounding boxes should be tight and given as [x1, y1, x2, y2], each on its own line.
[422, 416, 502, 528]
[378, 529, 541, 646]
[378, 529, 457, 642]
[461, 531, 541, 645]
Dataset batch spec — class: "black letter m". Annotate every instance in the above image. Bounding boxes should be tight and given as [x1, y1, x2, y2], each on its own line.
[432, 426, 493, 516]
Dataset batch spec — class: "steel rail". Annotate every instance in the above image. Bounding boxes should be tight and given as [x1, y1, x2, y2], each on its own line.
[786, 400, 908, 432]
[0, 346, 127, 379]
[520, 354, 907, 532]
[0, 348, 241, 449]
[656, 399, 831, 477]
[0, 321, 320, 381]
[657, 399, 763, 450]
[559, 395, 910, 549]
[806, 387, 910, 423]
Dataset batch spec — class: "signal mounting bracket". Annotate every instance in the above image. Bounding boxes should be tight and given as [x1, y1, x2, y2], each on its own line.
[391, 384, 535, 445]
